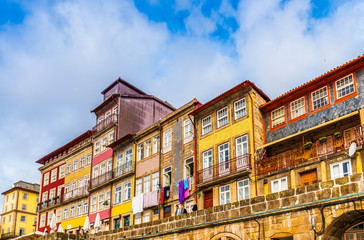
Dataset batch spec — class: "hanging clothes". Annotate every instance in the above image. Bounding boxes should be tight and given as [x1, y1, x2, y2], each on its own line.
[179, 180, 185, 204]
[160, 187, 165, 205]
[132, 194, 143, 214]
[164, 186, 170, 199]
[184, 178, 190, 198]
[144, 191, 158, 209]
[184, 178, 188, 190]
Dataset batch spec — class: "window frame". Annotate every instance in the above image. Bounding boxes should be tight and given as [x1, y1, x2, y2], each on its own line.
[184, 118, 194, 142]
[234, 98, 247, 120]
[137, 143, 144, 161]
[237, 179, 250, 201]
[152, 135, 160, 154]
[123, 182, 131, 201]
[289, 96, 307, 122]
[59, 165, 65, 178]
[43, 172, 49, 186]
[163, 129, 172, 151]
[310, 85, 330, 113]
[51, 169, 57, 182]
[334, 73, 357, 101]
[270, 106, 286, 130]
[217, 107, 228, 128]
[271, 177, 288, 193]
[330, 159, 352, 180]
[219, 185, 231, 205]
[202, 115, 212, 135]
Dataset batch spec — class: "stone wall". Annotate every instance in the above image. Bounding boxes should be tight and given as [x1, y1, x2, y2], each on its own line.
[31, 173, 364, 240]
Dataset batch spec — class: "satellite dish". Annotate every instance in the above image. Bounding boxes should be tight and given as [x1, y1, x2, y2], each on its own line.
[349, 142, 357, 157]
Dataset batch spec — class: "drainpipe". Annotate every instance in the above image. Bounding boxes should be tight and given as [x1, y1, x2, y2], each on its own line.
[188, 112, 197, 201]
[158, 123, 162, 220]
[242, 82, 258, 197]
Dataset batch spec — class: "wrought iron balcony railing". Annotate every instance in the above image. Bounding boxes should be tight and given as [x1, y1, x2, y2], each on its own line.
[258, 125, 363, 175]
[64, 186, 89, 201]
[114, 162, 134, 178]
[92, 114, 118, 132]
[90, 170, 113, 189]
[197, 154, 251, 185]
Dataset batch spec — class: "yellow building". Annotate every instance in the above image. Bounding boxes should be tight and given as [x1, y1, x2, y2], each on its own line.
[1, 181, 40, 239]
[190, 81, 269, 210]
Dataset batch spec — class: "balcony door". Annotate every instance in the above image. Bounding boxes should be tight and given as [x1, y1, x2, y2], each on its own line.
[204, 190, 213, 209]
[300, 169, 317, 186]
[236, 135, 249, 171]
[218, 143, 230, 176]
[203, 150, 213, 182]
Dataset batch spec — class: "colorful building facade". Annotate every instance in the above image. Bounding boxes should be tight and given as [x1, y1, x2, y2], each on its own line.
[1, 181, 39, 239]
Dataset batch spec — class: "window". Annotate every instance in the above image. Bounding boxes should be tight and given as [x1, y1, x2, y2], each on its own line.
[73, 160, 78, 171]
[102, 137, 107, 151]
[20, 215, 26, 222]
[40, 215, 46, 227]
[50, 189, 56, 199]
[145, 140, 151, 158]
[56, 210, 61, 222]
[184, 157, 194, 178]
[65, 185, 69, 194]
[153, 135, 160, 154]
[124, 182, 131, 201]
[105, 191, 111, 206]
[51, 169, 57, 182]
[80, 157, 85, 168]
[152, 172, 159, 191]
[72, 181, 77, 191]
[23, 192, 28, 200]
[125, 149, 133, 167]
[271, 177, 288, 193]
[70, 206, 75, 217]
[79, 179, 84, 191]
[93, 166, 99, 178]
[19, 228, 25, 236]
[217, 107, 228, 128]
[95, 141, 100, 154]
[83, 202, 88, 214]
[290, 97, 306, 120]
[143, 212, 150, 223]
[202, 116, 212, 135]
[105, 111, 111, 119]
[107, 160, 112, 172]
[144, 176, 151, 193]
[86, 154, 91, 165]
[163, 166, 172, 186]
[134, 213, 142, 225]
[100, 163, 106, 176]
[43, 192, 48, 201]
[331, 160, 352, 179]
[203, 150, 213, 169]
[67, 163, 72, 174]
[59, 165, 65, 178]
[113, 106, 118, 115]
[336, 74, 355, 99]
[234, 98, 246, 119]
[85, 176, 89, 190]
[98, 194, 104, 210]
[21, 204, 27, 211]
[271, 106, 285, 128]
[6, 196, 8, 202]
[109, 132, 114, 144]
[47, 213, 52, 224]
[136, 179, 142, 196]
[114, 186, 122, 204]
[91, 197, 97, 212]
[220, 185, 231, 205]
[218, 143, 229, 164]
[77, 204, 82, 216]
[63, 208, 68, 220]
[237, 179, 249, 201]
[163, 129, 172, 150]
[311, 86, 329, 111]
[8, 215, 11, 222]
[98, 116, 103, 124]
[12, 192, 15, 199]
[43, 173, 49, 186]
[2, 217, 4, 224]
[184, 118, 193, 141]
[137, 143, 144, 161]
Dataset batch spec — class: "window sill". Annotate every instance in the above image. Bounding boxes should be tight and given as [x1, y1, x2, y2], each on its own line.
[334, 92, 358, 105]
[309, 104, 331, 115]
[269, 122, 287, 132]
[289, 113, 308, 124]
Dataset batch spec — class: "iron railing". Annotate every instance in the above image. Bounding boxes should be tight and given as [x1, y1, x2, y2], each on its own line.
[92, 114, 117, 132]
[197, 154, 251, 184]
[64, 186, 88, 201]
[258, 125, 363, 175]
[114, 162, 134, 178]
[90, 170, 113, 189]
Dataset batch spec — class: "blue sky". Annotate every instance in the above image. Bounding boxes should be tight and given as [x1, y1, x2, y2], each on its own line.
[0, 0, 364, 210]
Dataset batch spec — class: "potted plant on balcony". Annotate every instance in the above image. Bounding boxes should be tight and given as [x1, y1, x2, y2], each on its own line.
[319, 137, 327, 143]
[103, 200, 109, 206]
[334, 132, 342, 138]
[304, 141, 313, 149]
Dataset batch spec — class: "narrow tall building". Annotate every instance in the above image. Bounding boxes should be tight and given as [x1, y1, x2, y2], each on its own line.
[1, 181, 40, 238]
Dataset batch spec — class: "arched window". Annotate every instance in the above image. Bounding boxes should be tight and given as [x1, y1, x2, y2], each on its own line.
[344, 222, 364, 240]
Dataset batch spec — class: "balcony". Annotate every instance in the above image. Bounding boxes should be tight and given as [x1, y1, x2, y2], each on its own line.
[92, 114, 117, 132]
[90, 170, 113, 189]
[197, 154, 251, 185]
[258, 125, 363, 175]
[64, 186, 88, 202]
[114, 162, 134, 179]
[37, 197, 62, 211]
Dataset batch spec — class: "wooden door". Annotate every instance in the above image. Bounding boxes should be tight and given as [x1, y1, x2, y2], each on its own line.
[204, 190, 213, 209]
[300, 170, 317, 186]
